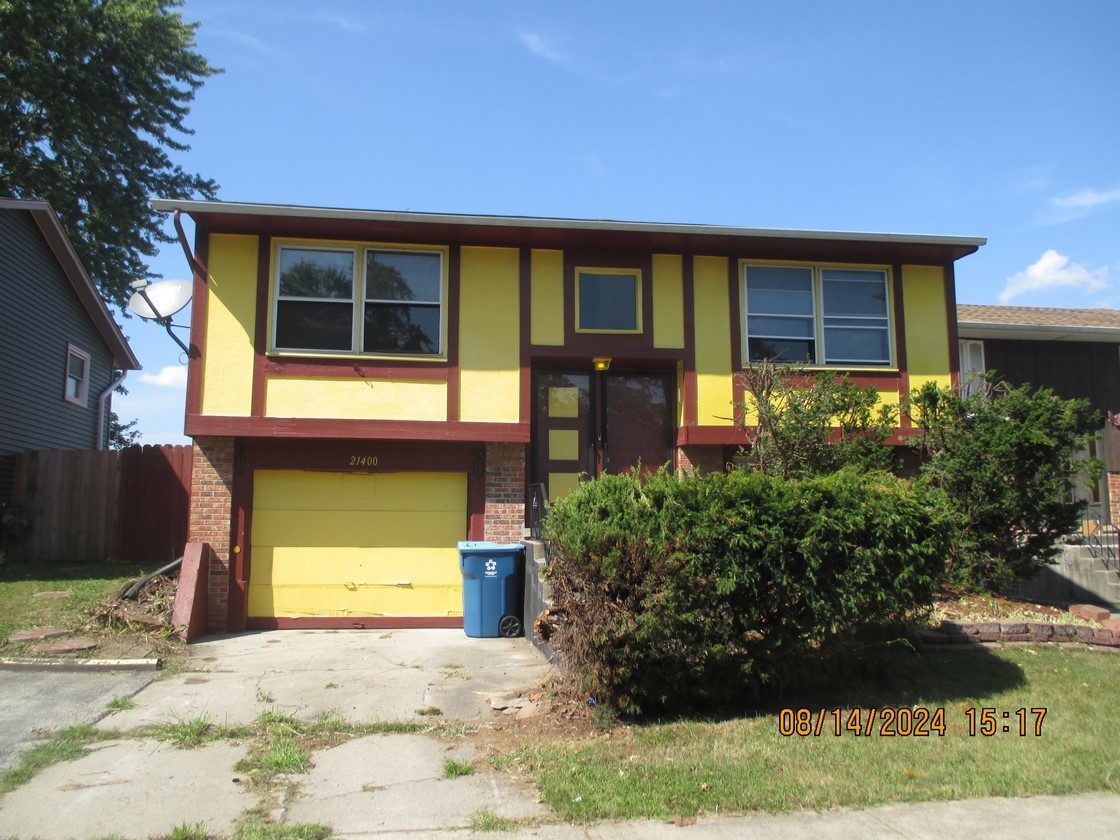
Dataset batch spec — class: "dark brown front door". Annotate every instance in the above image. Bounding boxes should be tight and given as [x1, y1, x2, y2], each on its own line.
[533, 369, 673, 501]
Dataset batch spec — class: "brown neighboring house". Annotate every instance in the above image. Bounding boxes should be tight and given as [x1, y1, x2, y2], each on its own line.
[956, 303, 1120, 526]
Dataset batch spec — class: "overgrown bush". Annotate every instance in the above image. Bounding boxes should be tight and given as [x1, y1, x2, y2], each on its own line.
[541, 468, 951, 715]
[909, 379, 1100, 590]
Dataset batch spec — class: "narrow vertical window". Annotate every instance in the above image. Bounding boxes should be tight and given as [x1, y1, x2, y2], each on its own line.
[65, 345, 91, 407]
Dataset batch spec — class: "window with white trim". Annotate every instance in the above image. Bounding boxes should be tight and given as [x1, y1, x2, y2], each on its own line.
[272, 245, 444, 356]
[743, 265, 892, 366]
[65, 344, 91, 407]
[959, 339, 986, 396]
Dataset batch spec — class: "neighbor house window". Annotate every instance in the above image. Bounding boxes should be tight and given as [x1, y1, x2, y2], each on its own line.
[272, 245, 444, 356]
[959, 339, 986, 396]
[65, 344, 90, 407]
[744, 265, 892, 366]
[576, 269, 642, 333]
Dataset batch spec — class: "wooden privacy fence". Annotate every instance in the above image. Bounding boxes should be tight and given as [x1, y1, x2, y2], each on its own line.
[8, 445, 192, 565]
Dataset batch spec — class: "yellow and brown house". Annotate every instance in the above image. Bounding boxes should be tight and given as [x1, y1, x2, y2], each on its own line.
[153, 199, 984, 633]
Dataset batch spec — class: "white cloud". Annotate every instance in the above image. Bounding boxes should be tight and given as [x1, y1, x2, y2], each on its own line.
[1052, 186, 1120, 210]
[316, 11, 366, 33]
[138, 365, 188, 389]
[517, 31, 569, 65]
[999, 250, 1109, 303]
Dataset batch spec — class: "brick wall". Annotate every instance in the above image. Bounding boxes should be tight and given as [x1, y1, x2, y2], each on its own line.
[1109, 472, 1120, 524]
[189, 436, 234, 632]
[484, 442, 526, 543]
[677, 445, 726, 476]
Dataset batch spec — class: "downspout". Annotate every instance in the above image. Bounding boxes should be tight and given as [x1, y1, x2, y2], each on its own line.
[97, 370, 129, 451]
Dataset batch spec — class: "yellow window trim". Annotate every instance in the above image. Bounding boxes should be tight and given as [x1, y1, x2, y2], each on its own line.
[574, 266, 643, 334]
[269, 238, 450, 361]
[739, 259, 896, 369]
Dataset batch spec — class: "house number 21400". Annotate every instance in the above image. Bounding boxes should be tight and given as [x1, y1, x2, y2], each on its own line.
[349, 455, 379, 467]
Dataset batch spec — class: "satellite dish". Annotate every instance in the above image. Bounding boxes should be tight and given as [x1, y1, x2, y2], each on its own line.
[128, 279, 193, 320]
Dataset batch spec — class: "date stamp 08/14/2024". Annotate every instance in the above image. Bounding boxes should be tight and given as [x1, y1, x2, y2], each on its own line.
[778, 707, 1048, 738]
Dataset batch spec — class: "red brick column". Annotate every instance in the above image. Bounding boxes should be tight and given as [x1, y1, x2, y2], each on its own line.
[484, 442, 526, 543]
[189, 436, 234, 632]
[1109, 472, 1120, 524]
[677, 445, 726, 476]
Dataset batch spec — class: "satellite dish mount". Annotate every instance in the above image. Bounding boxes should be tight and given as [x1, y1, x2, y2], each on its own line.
[127, 278, 193, 355]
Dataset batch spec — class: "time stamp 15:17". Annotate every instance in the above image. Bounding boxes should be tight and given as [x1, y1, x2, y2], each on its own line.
[778, 707, 1048, 737]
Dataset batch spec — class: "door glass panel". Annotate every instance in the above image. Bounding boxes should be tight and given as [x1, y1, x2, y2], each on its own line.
[533, 372, 593, 502]
[603, 373, 671, 475]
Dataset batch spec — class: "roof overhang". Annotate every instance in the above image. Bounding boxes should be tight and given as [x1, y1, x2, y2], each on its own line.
[152, 199, 986, 264]
[1, 198, 141, 370]
[958, 321, 1120, 344]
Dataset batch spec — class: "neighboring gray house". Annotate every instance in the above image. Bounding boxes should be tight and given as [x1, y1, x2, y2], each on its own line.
[0, 198, 141, 501]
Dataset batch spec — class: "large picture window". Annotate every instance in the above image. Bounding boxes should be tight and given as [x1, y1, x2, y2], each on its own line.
[273, 245, 443, 356]
[744, 265, 892, 366]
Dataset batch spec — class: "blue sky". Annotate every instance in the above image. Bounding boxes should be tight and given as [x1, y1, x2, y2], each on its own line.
[117, 0, 1120, 444]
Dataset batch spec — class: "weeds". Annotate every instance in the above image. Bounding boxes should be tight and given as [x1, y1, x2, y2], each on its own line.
[443, 757, 474, 778]
[0, 724, 119, 792]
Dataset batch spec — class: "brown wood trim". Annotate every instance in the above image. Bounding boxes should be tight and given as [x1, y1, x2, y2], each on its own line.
[468, 444, 485, 540]
[891, 263, 910, 427]
[186, 231, 209, 417]
[261, 357, 450, 379]
[186, 414, 531, 442]
[446, 244, 461, 421]
[944, 261, 961, 385]
[676, 425, 751, 446]
[247, 616, 465, 630]
[528, 345, 685, 362]
[251, 237, 271, 417]
[682, 255, 698, 426]
[228, 441, 250, 633]
[244, 438, 479, 472]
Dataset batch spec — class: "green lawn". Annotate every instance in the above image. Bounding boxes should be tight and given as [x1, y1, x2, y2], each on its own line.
[500, 645, 1120, 820]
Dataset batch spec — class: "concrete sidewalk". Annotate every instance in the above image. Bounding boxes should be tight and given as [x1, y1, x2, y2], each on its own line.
[1, 630, 1117, 838]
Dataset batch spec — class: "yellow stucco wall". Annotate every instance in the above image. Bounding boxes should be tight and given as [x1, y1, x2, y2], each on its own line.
[902, 265, 952, 393]
[652, 254, 685, 349]
[200, 234, 258, 416]
[693, 256, 734, 426]
[530, 249, 564, 346]
[264, 377, 448, 421]
[459, 247, 521, 423]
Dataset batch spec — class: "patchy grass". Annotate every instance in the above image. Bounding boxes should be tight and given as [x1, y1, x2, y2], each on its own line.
[496, 646, 1120, 821]
[443, 757, 474, 778]
[148, 713, 236, 749]
[231, 810, 333, 840]
[166, 824, 211, 840]
[0, 724, 120, 792]
[0, 561, 188, 669]
[106, 696, 137, 712]
[467, 809, 520, 832]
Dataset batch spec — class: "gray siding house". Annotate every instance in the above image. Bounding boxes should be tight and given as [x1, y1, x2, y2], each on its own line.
[0, 199, 141, 501]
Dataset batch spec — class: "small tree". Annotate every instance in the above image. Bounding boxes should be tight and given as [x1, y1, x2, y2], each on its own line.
[909, 377, 1100, 589]
[735, 360, 898, 478]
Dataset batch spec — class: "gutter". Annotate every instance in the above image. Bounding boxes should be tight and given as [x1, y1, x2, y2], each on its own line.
[97, 370, 128, 451]
[958, 321, 1120, 343]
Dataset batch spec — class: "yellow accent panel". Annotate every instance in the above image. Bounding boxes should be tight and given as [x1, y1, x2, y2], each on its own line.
[548, 387, 579, 418]
[459, 247, 521, 423]
[201, 235, 258, 416]
[249, 471, 467, 618]
[530, 249, 564, 346]
[549, 430, 580, 461]
[548, 472, 580, 500]
[264, 377, 447, 421]
[902, 265, 953, 393]
[652, 254, 685, 349]
[693, 256, 733, 426]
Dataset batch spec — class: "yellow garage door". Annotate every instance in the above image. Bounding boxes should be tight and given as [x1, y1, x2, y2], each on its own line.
[248, 470, 468, 619]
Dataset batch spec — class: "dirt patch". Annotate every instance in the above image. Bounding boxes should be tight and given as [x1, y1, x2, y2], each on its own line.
[927, 589, 1101, 626]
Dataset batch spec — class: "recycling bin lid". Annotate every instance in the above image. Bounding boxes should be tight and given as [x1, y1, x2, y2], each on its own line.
[457, 540, 524, 553]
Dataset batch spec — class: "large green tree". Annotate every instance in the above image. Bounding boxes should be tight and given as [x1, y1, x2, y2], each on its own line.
[0, 0, 218, 309]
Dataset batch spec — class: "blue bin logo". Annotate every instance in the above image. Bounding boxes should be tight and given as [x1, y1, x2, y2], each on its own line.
[484, 558, 498, 577]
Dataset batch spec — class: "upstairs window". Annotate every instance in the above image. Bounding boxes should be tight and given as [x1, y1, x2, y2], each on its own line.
[65, 344, 90, 407]
[272, 245, 444, 357]
[576, 268, 642, 333]
[744, 265, 892, 366]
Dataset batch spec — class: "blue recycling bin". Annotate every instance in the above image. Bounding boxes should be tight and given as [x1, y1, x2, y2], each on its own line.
[458, 541, 525, 638]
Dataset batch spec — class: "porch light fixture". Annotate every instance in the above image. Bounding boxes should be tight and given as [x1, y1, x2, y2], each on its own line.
[593, 357, 612, 371]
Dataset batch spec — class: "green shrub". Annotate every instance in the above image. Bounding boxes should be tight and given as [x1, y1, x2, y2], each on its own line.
[910, 379, 1100, 589]
[541, 469, 950, 715]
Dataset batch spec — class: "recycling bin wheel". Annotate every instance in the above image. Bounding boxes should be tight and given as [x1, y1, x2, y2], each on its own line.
[499, 614, 522, 638]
